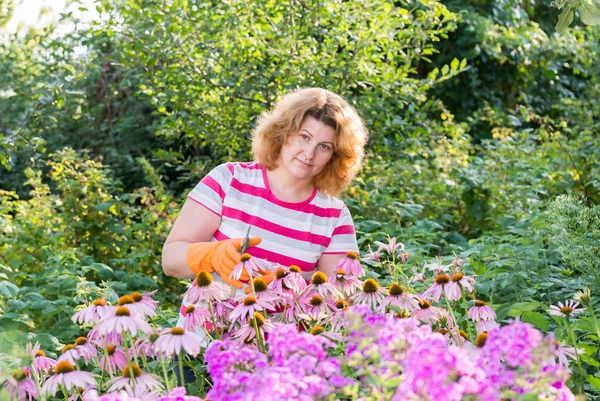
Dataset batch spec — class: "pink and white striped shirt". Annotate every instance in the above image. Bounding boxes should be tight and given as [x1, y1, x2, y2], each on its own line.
[187, 161, 358, 271]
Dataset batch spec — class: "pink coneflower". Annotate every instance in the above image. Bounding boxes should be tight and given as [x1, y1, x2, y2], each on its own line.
[233, 312, 276, 344]
[87, 325, 122, 347]
[280, 292, 305, 323]
[58, 344, 82, 365]
[42, 360, 96, 397]
[303, 271, 342, 300]
[443, 271, 476, 301]
[73, 337, 98, 363]
[329, 270, 362, 298]
[100, 345, 128, 374]
[301, 294, 334, 319]
[6, 367, 37, 401]
[373, 235, 404, 255]
[230, 253, 270, 281]
[352, 279, 386, 310]
[153, 328, 201, 358]
[423, 273, 452, 302]
[72, 297, 115, 325]
[548, 300, 585, 317]
[134, 329, 162, 360]
[184, 271, 229, 304]
[116, 295, 154, 320]
[468, 300, 496, 321]
[229, 296, 275, 325]
[378, 284, 419, 313]
[181, 304, 211, 331]
[124, 290, 158, 319]
[476, 319, 500, 334]
[96, 306, 151, 337]
[26, 343, 57, 374]
[106, 364, 163, 393]
[243, 277, 280, 304]
[411, 299, 442, 324]
[552, 339, 583, 369]
[268, 266, 306, 294]
[334, 252, 365, 277]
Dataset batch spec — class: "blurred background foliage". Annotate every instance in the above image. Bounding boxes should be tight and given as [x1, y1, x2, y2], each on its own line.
[1, 0, 600, 376]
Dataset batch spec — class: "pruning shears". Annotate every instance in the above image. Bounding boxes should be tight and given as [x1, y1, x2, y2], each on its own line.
[240, 225, 252, 254]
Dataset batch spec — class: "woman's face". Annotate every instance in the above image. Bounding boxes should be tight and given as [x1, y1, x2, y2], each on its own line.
[278, 116, 336, 183]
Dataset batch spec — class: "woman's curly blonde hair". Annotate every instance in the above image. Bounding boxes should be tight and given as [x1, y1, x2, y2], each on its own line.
[252, 88, 368, 197]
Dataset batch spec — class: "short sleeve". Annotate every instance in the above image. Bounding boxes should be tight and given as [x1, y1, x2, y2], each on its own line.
[187, 163, 234, 216]
[323, 205, 359, 254]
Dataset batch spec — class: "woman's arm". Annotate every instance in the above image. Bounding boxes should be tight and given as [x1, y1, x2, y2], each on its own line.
[161, 199, 222, 279]
[317, 253, 346, 278]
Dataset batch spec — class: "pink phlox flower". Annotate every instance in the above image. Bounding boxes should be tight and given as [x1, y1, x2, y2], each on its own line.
[230, 255, 270, 281]
[229, 296, 275, 325]
[96, 306, 151, 337]
[180, 304, 211, 331]
[548, 300, 585, 317]
[232, 315, 276, 345]
[184, 275, 229, 304]
[87, 325, 122, 347]
[99, 345, 127, 374]
[468, 301, 496, 322]
[328, 271, 362, 297]
[362, 244, 381, 263]
[72, 297, 115, 325]
[42, 361, 97, 397]
[5, 367, 37, 401]
[106, 366, 163, 394]
[334, 252, 365, 278]
[160, 387, 204, 401]
[373, 235, 404, 255]
[476, 319, 500, 334]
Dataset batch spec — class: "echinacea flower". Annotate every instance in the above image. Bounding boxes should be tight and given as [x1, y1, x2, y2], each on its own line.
[184, 271, 229, 304]
[552, 339, 583, 369]
[468, 300, 496, 322]
[300, 294, 334, 319]
[134, 330, 162, 359]
[72, 297, 115, 325]
[58, 343, 82, 365]
[26, 343, 57, 374]
[106, 364, 163, 393]
[377, 283, 419, 313]
[230, 253, 269, 281]
[232, 312, 275, 344]
[268, 265, 306, 294]
[443, 271, 475, 301]
[100, 345, 128, 374]
[352, 279, 385, 310]
[303, 271, 342, 300]
[73, 336, 98, 363]
[152, 327, 201, 358]
[42, 360, 96, 397]
[548, 300, 584, 318]
[334, 252, 365, 277]
[87, 325, 122, 347]
[423, 273, 452, 302]
[6, 367, 37, 401]
[121, 290, 158, 319]
[229, 296, 275, 325]
[573, 288, 591, 306]
[181, 304, 211, 331]
[244, 277, 280, 304]
[411, 299, 442, 324]
[328, 270, 362, 298]
[476, 319, 500, 334]
[96, 306, 151, 337]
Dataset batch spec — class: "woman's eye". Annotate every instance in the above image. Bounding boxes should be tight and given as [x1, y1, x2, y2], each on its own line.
[320, 144, 331, 151]
[300, 134, 309, 141]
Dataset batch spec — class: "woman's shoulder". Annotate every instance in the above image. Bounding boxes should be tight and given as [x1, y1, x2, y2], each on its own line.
[312, 190, 348, 211]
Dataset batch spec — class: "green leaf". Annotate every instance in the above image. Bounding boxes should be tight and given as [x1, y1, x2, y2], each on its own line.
[587, 375, 600, 390]
[441, 64, 450, 75]
[511, 301, 544, 312]
[459, 58, 467, 69]
[579, 2, 600, 25]
[556, 7, 574, 32]
[450, 58, 459, 70]
[521, 311, 550, 331]
[94, 202, 113, 211]
[0, 281, 19, 298]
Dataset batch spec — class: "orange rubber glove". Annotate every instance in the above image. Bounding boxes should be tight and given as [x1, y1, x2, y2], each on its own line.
[243, 268, 276, 294]
[186, 237, 262, 288]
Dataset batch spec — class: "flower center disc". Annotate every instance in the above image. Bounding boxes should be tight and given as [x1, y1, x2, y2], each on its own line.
[434, 274, 450, 284]
[196, 271, 213, 287]
[122, 364, 142, 378]
[55, 360, 75, 374]
[311, 272, 328, 285]
[362, 278, 380, 293]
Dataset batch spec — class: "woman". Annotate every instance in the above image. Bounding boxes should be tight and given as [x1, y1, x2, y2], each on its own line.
[161, 87, 368, 339]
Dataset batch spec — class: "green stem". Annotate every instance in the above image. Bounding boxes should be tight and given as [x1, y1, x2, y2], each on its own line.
[62, 384, 69, 401]
[445, 296, 463, 346]
[253, 317, 266, 354]
[207, 302, 220, 340]
[461, 290, 474, 343]
[30, 365, 46, 401]
[101, 337, 114, 378]
[565, 317, 585, 394]
[178, 352, 186, 389]
[587, 305, 600, 341]
[160, 353, 172, 393]
[122, 332, 137, 391]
